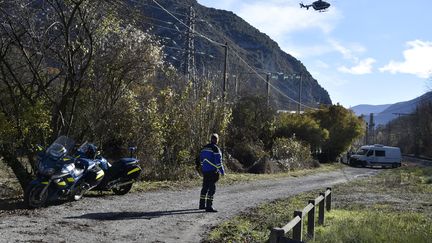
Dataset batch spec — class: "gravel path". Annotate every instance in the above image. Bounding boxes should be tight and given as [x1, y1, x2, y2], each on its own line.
[0, 166, 379, 243]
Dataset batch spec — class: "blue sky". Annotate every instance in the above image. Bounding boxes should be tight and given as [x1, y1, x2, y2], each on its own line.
[197, 0, 432, 107]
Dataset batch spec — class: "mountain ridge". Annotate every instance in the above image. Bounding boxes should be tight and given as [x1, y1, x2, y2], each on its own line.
[351, 91, 432, 126]
[132, 0, 332, 109]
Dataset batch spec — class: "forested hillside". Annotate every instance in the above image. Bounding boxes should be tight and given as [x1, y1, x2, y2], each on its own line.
[130, 0, 332, 109]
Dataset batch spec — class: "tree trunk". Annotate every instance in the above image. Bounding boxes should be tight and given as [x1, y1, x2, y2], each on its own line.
[0, 149, 33, 192]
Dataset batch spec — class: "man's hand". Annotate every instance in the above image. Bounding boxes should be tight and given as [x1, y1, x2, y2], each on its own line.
[195, 165, 202, 177]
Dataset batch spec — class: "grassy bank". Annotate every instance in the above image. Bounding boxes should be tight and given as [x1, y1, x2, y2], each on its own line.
[205, 165, 432, 243]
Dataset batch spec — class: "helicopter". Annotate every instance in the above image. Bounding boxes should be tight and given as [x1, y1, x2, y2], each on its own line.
[300, 0, 331, 12]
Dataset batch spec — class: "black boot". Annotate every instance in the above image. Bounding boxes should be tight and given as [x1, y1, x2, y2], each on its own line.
[199, 196, 206, 209]
[205, 197, 218, 212]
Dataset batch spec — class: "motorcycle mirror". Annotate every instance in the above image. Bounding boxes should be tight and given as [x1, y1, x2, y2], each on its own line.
[35, 144, 44, 152]
[128, 146, 137, 158]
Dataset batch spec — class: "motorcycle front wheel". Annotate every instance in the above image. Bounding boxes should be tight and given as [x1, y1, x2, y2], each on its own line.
[71, 181, 87, 201]
[112, 183, 132, 195]
[24, 184, 48, 209]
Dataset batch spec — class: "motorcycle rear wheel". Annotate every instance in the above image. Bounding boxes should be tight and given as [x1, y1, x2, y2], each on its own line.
[112, 183, 132, 195]
[24, 184, 48, 209]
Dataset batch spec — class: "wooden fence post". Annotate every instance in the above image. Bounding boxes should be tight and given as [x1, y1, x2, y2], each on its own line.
[292, 211, 303, 241]
[307, 200, 316, 240]
[269, 228, 285, 243]
[326, 188, 332, 212]
[318, 192, 325, 225]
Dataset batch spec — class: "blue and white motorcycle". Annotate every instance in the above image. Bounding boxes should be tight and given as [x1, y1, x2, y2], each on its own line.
[77, 143, 142, 195]
[24, 136, 105, 208]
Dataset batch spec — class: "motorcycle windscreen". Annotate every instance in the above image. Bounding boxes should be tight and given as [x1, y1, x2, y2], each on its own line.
[46, 136, 76, 156]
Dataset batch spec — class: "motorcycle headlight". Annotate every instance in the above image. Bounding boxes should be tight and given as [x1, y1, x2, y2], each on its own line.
[42, 168, 55, 176]
[38, 162, 56, 176]
[61, 163, 75, 174]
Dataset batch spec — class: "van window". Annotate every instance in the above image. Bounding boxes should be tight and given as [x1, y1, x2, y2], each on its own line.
[366, 150, 373, 156]
[375, 150, 385, 157]
[356, 149, 368, 155]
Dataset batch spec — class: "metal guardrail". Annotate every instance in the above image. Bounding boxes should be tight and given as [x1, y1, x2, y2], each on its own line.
[269, 188, 332, 243]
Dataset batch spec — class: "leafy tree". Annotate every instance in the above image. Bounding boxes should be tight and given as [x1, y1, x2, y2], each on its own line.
[271, 137, 318, 171]
[311, 104, 364, 162]
[274, 113, 328, 152]
[227, 96, 275, 167]
[134, 74, 231, 180]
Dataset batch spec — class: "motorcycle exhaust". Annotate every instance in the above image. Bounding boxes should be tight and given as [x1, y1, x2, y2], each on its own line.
[112, 180, 134, 189]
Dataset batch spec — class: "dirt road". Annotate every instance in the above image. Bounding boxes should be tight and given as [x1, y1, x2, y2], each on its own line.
[0, 166, 379, 243]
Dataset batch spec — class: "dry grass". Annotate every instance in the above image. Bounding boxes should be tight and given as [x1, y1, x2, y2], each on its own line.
[205, 164, 432, 243]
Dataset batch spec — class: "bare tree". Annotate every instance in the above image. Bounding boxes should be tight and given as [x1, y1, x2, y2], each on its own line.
[0, 0, 121, 189]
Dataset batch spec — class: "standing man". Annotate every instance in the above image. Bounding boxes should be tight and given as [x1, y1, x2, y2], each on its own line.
[196, 133, 225, 212]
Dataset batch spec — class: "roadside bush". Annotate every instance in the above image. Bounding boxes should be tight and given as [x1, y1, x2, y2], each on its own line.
[229, 141, 268, 168]
[227, 96, 275, 168]
[248, 156, 283, 174]
[271, 137, 319, 171]
[274, 113, 328, 152]
[224, 154, 245, 173]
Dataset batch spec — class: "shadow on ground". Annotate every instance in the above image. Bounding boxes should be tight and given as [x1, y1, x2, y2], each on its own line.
[66, 208, 206, 221]
[0, 198, 26, 211]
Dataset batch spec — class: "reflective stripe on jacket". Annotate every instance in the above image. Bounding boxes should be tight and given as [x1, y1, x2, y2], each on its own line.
[199, 143, 224, 175]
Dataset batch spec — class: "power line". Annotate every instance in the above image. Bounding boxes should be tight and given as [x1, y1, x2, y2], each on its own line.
[230, 50, 316, 110]
[163, 45, 215, 58]
[152, 0, 226, 47]
[141, 21, 188, 34]
[141, 15, 177, 26]
[197, 16, 318, 108]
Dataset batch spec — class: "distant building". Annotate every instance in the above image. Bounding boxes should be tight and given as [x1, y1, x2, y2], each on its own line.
[276, 110, 304, 114]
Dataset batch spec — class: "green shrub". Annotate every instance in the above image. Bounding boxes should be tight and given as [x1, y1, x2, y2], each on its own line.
[272, 137, 319, 171]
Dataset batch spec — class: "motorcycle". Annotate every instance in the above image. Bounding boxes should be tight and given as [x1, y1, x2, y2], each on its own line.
[24, 136, 105, 208]
[78, 143, 142, 195]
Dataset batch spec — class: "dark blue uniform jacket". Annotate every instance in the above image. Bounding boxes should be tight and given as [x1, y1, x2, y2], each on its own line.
[199, 143, 224, 175]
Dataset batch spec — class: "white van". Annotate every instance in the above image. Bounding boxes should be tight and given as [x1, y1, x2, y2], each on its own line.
[349, 144, 402, 168]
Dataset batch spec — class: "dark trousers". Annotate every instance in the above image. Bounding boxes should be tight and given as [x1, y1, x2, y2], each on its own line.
[200, 171, 220, 208]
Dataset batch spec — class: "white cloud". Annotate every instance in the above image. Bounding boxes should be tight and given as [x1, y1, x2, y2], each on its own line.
[338, 58, 376, 75]
[326, 39, 376, 75]
[236, 1, 342, 39]
[199, 0, 342, 58]
[328, 39, 366, 61]
[380, 40, 432, 79]
[315, 60, 330, 69]
[310, 70, 349, 87]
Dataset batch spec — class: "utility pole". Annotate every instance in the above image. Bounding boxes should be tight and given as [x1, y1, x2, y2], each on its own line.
[368, 113, 375, 144]
[184, 6, 196, 87]
[386, 121, 392, 145]
[222, 42, 228, 102]
[297, 73, 303, 114]
[266, 73, 270, 107]
[365, 122, 369, 145]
